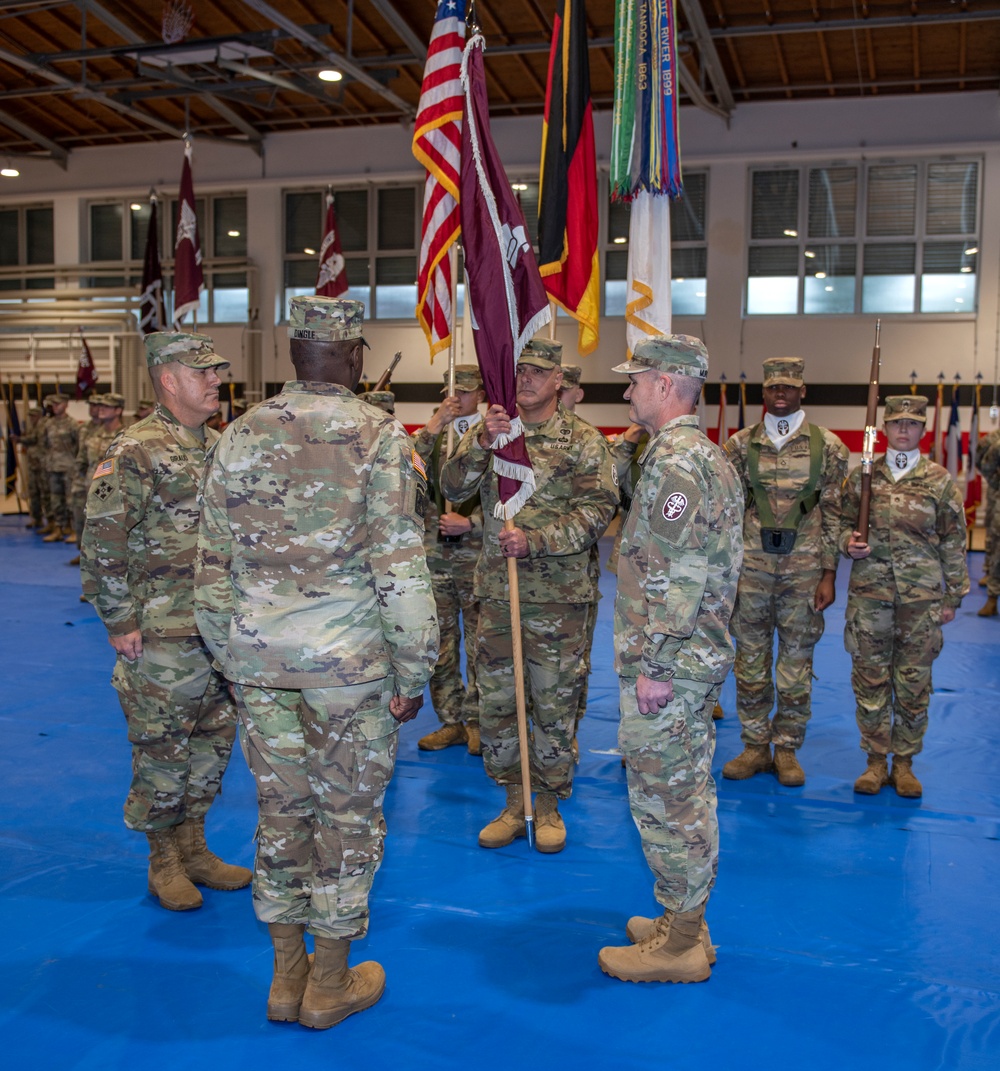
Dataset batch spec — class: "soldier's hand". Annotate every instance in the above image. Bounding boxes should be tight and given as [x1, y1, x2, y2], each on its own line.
[479, 404, 511, 448]
[426, 395, 462, 436]
[498, 526, 529, 558]
[390, 693, 423, 723]
[846, 531, 871, 560]
[636, 673, 673, 714]
[438, 511, 472, 537]
[622, 423, 645, 445]
[941, 606, 957, 625]
[110, 629, 143, 661]
[814, 570, 836, 611]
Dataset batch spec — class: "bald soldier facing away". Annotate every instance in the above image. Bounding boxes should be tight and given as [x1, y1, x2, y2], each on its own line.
[196, 297, 438, 1030]
[598, 334, 744, 984]
[81, 332, 250, 913]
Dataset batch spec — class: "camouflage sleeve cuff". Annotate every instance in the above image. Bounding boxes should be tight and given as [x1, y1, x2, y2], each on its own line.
[943, 594, 963, 609]
[640, 655, 676, 682]
[106, 615, 140, 637]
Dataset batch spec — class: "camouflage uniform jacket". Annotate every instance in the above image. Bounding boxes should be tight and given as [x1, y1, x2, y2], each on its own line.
[42, 412, 79, 474]
[978, 428, 1000, 492]
[195, 381, 438, 697]
[840, 456, 969, 608]
[724, 419, 848, 572]
[440, 405, 617, 604]
[74, 422, 116, 492]
[19, 420, 46, 463]
[615, 415, 745, 683]
[81, 403, 218, 638]
[413, 424, 484, 570]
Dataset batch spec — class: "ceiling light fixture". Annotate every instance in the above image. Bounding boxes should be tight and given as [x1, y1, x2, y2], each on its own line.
[613, 236, 627, 244]
[1, 163, 19, 178]
[783, 229, 798, 237]
[511, 183, 528, 191]
[130, 202, 143, 211]
[228, 229, 241, 237]
[303, 247, 316, 255]
[318, 69, 342, 82]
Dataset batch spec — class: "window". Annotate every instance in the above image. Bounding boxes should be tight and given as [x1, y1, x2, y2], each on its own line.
[747, 159, 980, 315]
[86, 193, 249, 323]
[282, 185, 419, 320]
[0, 203, 54, 292]
[603, 172, 708, 317]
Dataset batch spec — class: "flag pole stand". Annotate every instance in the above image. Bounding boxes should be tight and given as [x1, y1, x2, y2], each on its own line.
[504, 518, 535, 850]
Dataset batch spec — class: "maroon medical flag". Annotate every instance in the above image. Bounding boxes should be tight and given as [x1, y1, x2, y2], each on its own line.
[460, 33, 550, 518]
[76, 329, 98, 399]
[316, 192, 348, 298]
[173, 140, 203, 326]
[139, 197, 165, 335]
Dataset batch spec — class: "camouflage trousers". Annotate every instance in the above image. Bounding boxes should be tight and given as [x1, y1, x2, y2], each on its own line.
[476, 598, 588, 798]
[71, 475, 87, 544]
[47, 470, 71, 528]
[428, 562, 480, 727]
[234, 677, 398, 941]
[111, 634, 236, 832]
[27, 461, 49, 526]
[619, 676, 721, 914]
[731, 561, 826, 749]
[845, 596, 943, 757]
[984, 488, 1000, 596]
[574, 595, 600, 728]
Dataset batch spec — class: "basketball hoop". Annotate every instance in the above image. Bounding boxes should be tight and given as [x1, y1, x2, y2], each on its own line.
[162, 0, 194, 45]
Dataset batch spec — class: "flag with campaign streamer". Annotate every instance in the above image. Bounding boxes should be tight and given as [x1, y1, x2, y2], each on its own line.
[610, 0, 682, 355]
[173, 139, 203, 326]
[316, 192, 348, 298]
[77, 329, 97, 399]
[460, 32, 551, 519]
[537, 0, 599, 356]
[413, 0, 466, 361]
[139, 197, 165, 335]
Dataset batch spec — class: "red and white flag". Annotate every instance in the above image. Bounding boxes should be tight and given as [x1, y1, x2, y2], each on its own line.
[316, 192, 348, 297]
[76, 328, 98, 399]
[413, 0, 466, 361]
[460, 32, 551, 518]
[173, 140, 203, 326]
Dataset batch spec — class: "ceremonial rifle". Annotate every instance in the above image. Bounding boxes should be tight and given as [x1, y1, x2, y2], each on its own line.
[857, 320, 881, 543]
[372, 351, 402, 393]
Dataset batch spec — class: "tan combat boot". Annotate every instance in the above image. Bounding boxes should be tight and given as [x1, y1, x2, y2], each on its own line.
[478, 784, 525, 848]
[773, 746, 806, 786]
[599, 904, 712, 983]
[266, 923, 311, 1022]
[417, 723, 468, 751]
[978, 596, 997, 618]
[890, 756, 923, 798]
[534, 791, 566, 853]
[42, 526, 66, 542]
[625, 914, 717, 965]
[64, 531, 78, 544]
[722, 743, 772, 780]
[175, 815, 252, 890]
[712, 703, 724, 720]
[466, 724, 482, 755]
[298, 937, 385, 1030]
[853, 753, 889, 794]
[147, 829, 202, 911]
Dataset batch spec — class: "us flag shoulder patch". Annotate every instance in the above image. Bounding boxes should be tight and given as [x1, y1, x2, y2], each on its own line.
[93, 457, 116, 480]
[411, 449, 427, 480]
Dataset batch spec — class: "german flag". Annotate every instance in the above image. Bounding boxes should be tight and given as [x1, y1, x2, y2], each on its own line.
[537, 0, 599, 357]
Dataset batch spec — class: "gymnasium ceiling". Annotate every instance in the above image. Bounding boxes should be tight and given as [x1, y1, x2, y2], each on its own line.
[0, 0, 997, 165]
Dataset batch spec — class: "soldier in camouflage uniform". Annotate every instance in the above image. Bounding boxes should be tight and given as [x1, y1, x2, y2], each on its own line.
[66, 396, 102, 546]
[842, 395, 969, 798]
[441, 338, 617, 853]
[40, 393, 79, 541]
[360, 389, 396, 415]
[196, 297, 438, 1030]
[414, 365, 486, 755]
[975, 427, 1000, 616]
[69, 393, 125, 562]
[133, 397, 156, 423]
[721, 358, 849, 786]
[81, 332, 250, 914]
[18, 406, 50, 529]
[598, 334, 744, 985]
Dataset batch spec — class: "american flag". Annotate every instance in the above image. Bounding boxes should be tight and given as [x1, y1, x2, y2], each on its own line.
[412, 0, 465, 361]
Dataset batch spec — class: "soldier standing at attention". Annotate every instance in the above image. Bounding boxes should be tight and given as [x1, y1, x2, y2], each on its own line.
[441, 338, 617, 853]
[81, 332, 250, 913]
[41, 393, 79, 543]
[414, 364, 487, 755]
[842, 396, 968, 798]
[598, 334, 743, 984]
[721, 358, 848, 786]
[974, 426, 1000, 617]
[17, 405, 50, 531]
[196, 297, 438, 1030]
[66, 395, 103, 548]
[68, 393, 125, 564]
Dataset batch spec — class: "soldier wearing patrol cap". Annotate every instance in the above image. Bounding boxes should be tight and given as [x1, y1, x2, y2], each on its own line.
[360, 389, 396, 415]
[134, 398, 156, 422]
[81, 332, 251, 914]
[40, 391, 79, 541]
[196, 296, 438, 1030]
[558, 364, 585, 411]
[441, 337, 617, 853]
[414, 364, 487, 755]
[841, 396, 968, 798]
[598, 333, 744, 984]
[721, 357, 849, 787]
[69, 393, 126, 560]
[18, 405, 50, 530]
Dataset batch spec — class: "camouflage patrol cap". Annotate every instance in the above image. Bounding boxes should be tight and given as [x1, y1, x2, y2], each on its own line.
[561, 365, 583, 388]
[99, 392, 125, 409]
[137, 398, 155, 409]
[612, 334, 709, 380]
[361, 390, 395, 414]
[43, 392, 67, 403]
[441, 364, 483, 393]
[518, 338, 563, 371]
[883, 395, 928, 423]
[288, 296, 369, 347]
[144, 331, 230, 370]
[27, 405, 41, 415]
[762, 357, 805, 387]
